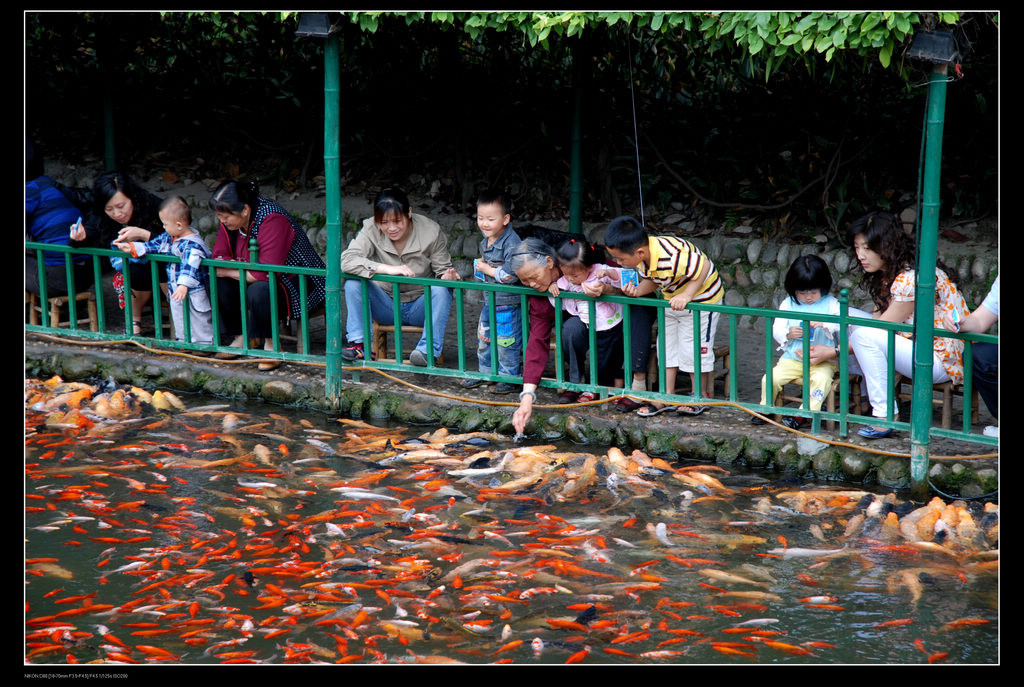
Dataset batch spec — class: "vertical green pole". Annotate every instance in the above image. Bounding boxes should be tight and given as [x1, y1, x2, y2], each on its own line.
[324, 32, 344, 400]
[569, 38, 585, 235]
[910, 63, 948, 502]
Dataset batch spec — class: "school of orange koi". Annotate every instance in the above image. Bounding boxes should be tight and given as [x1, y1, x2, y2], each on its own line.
[25, 377, 998, 665]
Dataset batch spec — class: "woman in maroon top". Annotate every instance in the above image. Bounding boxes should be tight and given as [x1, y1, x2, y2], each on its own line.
[209, 180, 326, 369]
[507, 233, 571, 434]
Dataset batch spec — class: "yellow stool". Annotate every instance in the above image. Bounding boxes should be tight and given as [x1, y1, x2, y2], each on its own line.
[372, 323, 443, 364]
[26, 290, 98, 331]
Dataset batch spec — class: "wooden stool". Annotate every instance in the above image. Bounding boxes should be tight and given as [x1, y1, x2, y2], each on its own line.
[713, 344, 731, 395]
[372, 323, 443, 364]
[893, 373, 979, 429]
[26, 290, 98, 331]
[643, 341, 731, 395]
[280, 306, 326, 354]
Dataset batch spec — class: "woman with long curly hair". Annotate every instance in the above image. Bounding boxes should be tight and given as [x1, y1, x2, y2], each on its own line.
[847, 210, 967, 438]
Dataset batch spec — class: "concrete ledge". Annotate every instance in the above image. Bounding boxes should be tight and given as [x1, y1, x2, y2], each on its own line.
[25, 337, 997, 498]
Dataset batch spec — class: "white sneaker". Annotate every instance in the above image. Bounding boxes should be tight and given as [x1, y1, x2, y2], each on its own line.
[983, 425, 998, 438]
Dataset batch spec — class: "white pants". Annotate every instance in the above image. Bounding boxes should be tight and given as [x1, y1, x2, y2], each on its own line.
[664, 308, 719, 372]
[848, 324, 949, 420]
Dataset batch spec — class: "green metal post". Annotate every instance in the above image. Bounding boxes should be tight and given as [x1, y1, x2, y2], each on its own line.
[910, 63, 948, 501]
[569, 39, 585, 235]
[324, 33, 344, 400]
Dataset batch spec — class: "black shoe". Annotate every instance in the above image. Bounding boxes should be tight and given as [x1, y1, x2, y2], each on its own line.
[782, 416, 806, 430]
[490, 382, 517, 395]
[750, 415, 767, 425]
[342, 343, 365, 361]
[461, 378, 484, 389]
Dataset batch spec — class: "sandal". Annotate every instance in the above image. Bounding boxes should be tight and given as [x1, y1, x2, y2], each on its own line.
[675, 405, 707, 416]
[577, 391, 597, 403]
[613, 397, 644, 412]
[132, 320, 142, 336]
[636, 403, 674, 417]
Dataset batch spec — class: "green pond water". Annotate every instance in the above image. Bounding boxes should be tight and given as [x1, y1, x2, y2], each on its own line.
[25, 392, 999, 666]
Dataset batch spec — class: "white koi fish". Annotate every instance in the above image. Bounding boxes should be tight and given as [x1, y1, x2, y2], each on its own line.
[766, 545, 848, 559]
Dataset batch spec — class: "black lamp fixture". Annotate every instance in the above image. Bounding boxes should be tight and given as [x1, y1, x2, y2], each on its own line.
[906, 29, 959, 65]
[295, 12, 336, 39]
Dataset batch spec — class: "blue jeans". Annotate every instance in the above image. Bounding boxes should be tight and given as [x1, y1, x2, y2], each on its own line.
[344, 279, 452, 358]
[477, 303, 522, 377]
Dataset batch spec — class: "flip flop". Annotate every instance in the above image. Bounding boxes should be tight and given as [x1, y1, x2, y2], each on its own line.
[675, 405, 707, 416]
[636, 403, 674, 417]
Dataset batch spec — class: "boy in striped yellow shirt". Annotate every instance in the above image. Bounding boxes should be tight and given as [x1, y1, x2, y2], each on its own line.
[604, 215, 724, 416]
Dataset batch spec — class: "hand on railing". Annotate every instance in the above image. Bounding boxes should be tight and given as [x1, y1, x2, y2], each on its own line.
[668, 292, 693, 311]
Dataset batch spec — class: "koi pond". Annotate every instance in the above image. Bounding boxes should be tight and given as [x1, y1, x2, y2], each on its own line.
[25, 378, 999, 666]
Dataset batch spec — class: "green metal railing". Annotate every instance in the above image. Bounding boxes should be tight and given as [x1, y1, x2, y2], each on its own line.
[26, 242, 325, 365]
[343, 271, 996, 448]
[27, 241, 996, 449]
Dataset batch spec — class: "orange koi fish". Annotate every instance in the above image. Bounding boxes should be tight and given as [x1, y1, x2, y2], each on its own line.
[711, 645, 757, 659]
[565, 646, 590, 664]
[937, 618, 989, 633]
[763, 640, 814, 656]
[874, 618, 914, 629]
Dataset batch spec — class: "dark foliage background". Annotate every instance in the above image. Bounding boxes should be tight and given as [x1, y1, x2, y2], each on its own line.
[26, 12, 998, 237]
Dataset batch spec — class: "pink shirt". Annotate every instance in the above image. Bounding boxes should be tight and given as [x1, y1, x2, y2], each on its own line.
[551, 265, 623, 331]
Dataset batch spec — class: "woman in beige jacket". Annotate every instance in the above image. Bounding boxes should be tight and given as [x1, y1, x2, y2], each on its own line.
[341, 187, 460, 365]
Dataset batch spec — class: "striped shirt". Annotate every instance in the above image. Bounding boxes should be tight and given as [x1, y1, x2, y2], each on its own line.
[639, 235, 723, 304]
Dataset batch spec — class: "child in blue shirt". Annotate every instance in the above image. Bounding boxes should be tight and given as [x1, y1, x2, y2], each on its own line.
[753, 254, 840, 429]
[114, 196, 214, 346]
[464, 189, 522, 394]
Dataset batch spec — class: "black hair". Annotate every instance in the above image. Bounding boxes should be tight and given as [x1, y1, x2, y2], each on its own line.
[159, 195, 192, 225]
[783, 254, 833, 302]
[92, 171, 161, 228]
[556, 236, 606, 267]
[847, 209, 959, 312]
[209, 179, 260, 216]
[603, 215, 648, 253]
[93, 171, 146, 207]
[372, 187, 412, 225]
[476, 188, 511, 218]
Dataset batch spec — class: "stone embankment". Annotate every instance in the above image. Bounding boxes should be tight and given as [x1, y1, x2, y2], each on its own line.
[26, 339, 998, 501]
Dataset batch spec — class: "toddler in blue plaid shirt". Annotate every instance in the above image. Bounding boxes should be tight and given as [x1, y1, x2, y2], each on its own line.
[114, 196, 214, 345]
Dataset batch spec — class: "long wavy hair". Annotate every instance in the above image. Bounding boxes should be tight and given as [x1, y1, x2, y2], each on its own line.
[848, 210, 958, 312]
